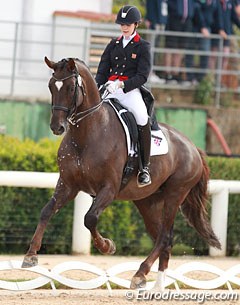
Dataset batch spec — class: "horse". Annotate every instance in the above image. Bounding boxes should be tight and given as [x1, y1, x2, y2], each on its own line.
[22, 57, 221, 291]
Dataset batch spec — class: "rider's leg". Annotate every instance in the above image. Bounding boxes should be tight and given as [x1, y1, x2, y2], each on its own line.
[137, 121, 151, 187]
[107, 88, 152, 187]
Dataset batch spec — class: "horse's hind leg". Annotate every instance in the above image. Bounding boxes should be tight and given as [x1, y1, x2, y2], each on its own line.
[22, 178, 78, 268]
[131, 193, 166, 289]
[131, 188, 188, 290]
[153, 224, 174, 291]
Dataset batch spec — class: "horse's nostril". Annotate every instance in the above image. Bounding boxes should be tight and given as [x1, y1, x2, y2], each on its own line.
[58, 126, 65, 134]
[50, 123, 66, 135]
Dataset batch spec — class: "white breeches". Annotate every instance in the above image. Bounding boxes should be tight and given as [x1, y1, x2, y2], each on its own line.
[108, 88, 148, 126]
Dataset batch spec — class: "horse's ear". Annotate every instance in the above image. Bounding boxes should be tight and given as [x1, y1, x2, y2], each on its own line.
[67, 58, 76, 71]
[44, 56, 56, 69]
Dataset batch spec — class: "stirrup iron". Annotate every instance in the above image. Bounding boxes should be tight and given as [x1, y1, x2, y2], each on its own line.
[137, 167, 151, 187]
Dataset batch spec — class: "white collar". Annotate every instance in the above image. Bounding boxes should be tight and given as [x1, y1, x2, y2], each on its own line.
[123, 31, 136, 41]
[122, 31, 136, 48]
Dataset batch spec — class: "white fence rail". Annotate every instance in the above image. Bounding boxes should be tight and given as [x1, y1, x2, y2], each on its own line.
[1, 171, 240, 256]
[208, 180, 240, 256]
[0, 260, 240, 291]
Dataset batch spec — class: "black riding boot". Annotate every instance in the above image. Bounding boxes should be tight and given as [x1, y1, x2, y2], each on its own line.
[137, 123, 151, 187]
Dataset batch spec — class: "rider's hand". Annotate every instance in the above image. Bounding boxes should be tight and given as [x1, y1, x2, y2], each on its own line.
[105, 80, 122, 94]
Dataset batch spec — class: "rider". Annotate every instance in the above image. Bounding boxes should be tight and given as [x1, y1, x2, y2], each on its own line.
[95, 5, 152, 187]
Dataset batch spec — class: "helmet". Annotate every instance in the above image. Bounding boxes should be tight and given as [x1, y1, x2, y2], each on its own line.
[115, 5, 141, 25]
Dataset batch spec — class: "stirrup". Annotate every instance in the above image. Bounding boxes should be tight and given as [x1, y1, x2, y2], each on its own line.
[137, 168, 151, 188]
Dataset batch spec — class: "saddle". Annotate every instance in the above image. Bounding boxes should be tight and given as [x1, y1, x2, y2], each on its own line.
[140, 85, 159, 131]
[103, 86, 159, 190]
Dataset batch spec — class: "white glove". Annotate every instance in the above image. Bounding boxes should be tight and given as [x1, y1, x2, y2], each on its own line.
[105, 80, 121, 94]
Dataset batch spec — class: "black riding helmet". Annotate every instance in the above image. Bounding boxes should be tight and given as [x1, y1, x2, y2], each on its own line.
[115, 5, 141, 25]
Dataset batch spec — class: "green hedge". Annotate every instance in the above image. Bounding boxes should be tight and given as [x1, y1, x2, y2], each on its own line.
[0, 135, 239, 256]
[0, 136, 74, 254]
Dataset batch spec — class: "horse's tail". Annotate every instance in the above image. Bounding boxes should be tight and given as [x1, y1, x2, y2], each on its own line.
[181, 149, 221, 249]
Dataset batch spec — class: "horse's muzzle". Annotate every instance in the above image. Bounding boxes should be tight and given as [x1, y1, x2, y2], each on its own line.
[50, 121, 67, 135]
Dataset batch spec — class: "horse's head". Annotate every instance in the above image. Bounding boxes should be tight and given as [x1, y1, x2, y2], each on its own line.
[45, 56, 84, 135]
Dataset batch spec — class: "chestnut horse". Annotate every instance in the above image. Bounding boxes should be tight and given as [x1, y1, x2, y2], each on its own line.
[22, 57, 221, 291]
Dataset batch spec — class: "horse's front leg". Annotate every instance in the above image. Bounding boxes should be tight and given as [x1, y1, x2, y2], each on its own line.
[22, 178, 77, 268]
[84, 185, 116, 254]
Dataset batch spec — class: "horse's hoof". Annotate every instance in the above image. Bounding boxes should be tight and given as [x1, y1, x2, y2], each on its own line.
[130, 275, 147, 290]
[104, 238, 116, 255]
[21, 255, 38, 268]
[95, 238, 116, 255]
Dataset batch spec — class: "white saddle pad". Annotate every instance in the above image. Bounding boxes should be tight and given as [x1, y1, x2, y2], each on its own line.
[150, 129, 168, 156]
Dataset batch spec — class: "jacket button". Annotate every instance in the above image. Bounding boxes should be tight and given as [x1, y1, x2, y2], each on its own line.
[122, 65, 125, 68]
[115, 57, 118, 60]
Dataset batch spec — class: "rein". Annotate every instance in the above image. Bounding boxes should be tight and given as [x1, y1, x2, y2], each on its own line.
[51, 73, 103, 125]
[68, 101, 103, 125]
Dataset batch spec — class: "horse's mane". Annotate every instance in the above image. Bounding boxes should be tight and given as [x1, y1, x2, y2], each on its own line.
[74, 58, 92, 73]
[73, 58, 96, 83]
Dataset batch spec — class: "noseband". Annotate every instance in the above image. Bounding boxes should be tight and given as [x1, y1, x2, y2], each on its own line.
[51, 73, 103, 125]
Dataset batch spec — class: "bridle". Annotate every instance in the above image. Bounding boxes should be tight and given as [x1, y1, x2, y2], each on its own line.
[51, 72, 103, 125]
[52, 73, 79, 115]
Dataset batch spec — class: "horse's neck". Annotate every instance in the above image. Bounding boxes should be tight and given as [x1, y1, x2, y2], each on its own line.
[78, 64, 100, 110]
[70, 62, 104, 140]
[70, 104, 107, 146]
[71, 74, 106, 139]
[83, 88, 100, 110]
